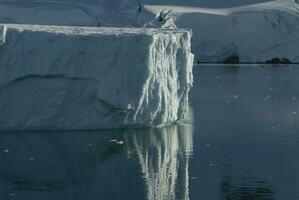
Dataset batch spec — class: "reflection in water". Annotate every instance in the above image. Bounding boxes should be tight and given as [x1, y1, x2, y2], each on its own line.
[126, 113, 194, 200]
[0, 111, 194, 200]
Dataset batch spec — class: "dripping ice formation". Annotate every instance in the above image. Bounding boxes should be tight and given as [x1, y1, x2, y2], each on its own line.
[0, 24, 193, 130]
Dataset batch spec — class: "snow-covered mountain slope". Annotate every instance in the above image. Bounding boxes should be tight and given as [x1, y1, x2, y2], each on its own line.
[0, 0, 298, 63]
[0, 24, 194, 130]
[0, 0, 142, 27]
[143, 0, 274, 8]
[144, 0, 299, 63]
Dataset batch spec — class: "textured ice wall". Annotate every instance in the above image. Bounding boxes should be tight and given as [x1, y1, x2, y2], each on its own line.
[0, 24, 193, 130]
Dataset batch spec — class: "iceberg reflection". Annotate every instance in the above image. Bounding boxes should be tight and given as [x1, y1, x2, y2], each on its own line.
[0, 110, 193, 200]
[126, 116, 194, 200]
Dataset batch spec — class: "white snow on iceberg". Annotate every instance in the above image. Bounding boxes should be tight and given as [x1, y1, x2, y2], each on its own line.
[0, 24, 194, 130]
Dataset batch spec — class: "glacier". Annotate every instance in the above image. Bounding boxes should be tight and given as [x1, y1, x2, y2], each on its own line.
[0, 0, 141, 27]
[0, 24, 194, 130]
[144, 0, 299, 63]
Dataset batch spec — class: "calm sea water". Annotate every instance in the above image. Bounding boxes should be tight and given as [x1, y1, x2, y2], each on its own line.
[1, 64, 299, 200]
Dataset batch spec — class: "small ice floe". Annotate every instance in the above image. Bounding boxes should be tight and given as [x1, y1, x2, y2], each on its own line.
[88, 143, 93, 147]
[209, 163, 214, 167]
[191, 177, 197, 180]
[230, 95, 239, 100]
[263, 96, 271, 101]
[28, 157, 35, 161]
[267, 76, 272, 79]
[3, 149, 9, 153]
[206, 144, 211, 148]
[272, 126, 276, 129]
[8, 193, 15, 196]
[269, 88, 273, 91]
[292, 111, 297, 115]
[216, 75, 220, 79]
[126, 104, 133, 111]
[291, 97, 296, 101]
[116, 141, 124, 145]
[109, 139, 124, 145]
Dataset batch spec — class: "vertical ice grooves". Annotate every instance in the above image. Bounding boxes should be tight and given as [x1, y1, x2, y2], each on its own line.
[133, 31, 194, 126]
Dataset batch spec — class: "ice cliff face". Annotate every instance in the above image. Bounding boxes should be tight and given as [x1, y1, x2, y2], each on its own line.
[0, 24, 193, 130]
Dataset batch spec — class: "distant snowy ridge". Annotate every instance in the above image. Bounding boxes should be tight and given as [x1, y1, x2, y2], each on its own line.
[1, 0, 298, 63]
[0, 0, 142, 27]
[144, 0, 299, 63]
[0, 24, 193, 130]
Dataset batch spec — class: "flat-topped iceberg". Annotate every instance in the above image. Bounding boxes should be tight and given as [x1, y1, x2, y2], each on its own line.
[0, 24, 194, 130]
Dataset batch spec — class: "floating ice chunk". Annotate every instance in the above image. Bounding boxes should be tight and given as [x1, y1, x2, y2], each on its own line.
[116, 141, 124, 145]
[230, 95, 239, 100]
[263, 96, 271, 101]
[109, 139, 124, 145]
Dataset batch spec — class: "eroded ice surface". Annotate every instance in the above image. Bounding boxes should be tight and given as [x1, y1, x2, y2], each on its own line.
[0, 24, 194, 130]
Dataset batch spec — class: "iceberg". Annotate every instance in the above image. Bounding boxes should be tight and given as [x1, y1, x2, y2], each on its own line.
[0, 24, 194, 130]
